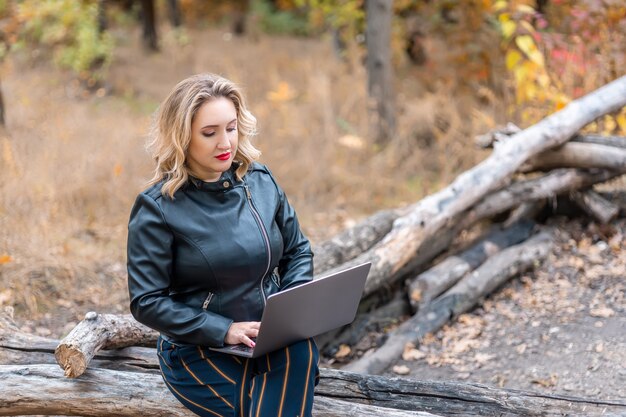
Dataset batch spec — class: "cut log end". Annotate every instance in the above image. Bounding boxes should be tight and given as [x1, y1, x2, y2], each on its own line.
[54, 345, 87, 378]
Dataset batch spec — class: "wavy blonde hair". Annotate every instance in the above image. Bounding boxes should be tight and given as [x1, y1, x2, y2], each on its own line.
[147, 73, 261, 198]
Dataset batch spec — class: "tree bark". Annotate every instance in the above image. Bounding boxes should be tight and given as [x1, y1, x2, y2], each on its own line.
[344, 232, 553, 375]
[526, 142, 626, 171]
[321, 75, 626, 300]
[571, 189, 620, 224]
[459, 168, 625, 231]
[366, 0, 395, 144]
[571, 134, 626, 149]
[1, 365, 624, 417]
[407, 220, 535, 312]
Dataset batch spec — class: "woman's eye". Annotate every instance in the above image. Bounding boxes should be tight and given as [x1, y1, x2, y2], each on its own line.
[227, 127, 237, 133]
[202, 131, 216, 137]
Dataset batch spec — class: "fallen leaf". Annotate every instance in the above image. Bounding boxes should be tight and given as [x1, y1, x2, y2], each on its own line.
[334, 344, 351, 359]
[402, 343, 426, 361]
[590, 307, 615, 318]
[0, 254, 12, 264]
[474, 353, 496, 365]
[531, 374, 558, 387]
[392, 365, 411, 375]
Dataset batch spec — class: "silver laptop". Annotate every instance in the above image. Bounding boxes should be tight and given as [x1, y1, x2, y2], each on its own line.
[210, 262, 371, 358]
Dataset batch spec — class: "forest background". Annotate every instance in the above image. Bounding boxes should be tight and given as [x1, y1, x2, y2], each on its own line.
[0, 0, 624, 396]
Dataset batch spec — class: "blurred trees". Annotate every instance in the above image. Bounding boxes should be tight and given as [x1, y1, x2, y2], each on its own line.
[0, 0, 623, 135]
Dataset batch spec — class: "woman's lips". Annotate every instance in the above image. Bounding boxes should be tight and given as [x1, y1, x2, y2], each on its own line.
[216, 152, 231, 161]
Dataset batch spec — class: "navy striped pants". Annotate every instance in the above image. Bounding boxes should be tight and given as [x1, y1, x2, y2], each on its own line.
[157, 336, 320, 417]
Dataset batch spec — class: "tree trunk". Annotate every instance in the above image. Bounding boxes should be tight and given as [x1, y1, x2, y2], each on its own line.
[140, 0, 158, 51]
[166, 0, 182, 27]
[366, 0, 395, 144]
[343, 232, 553, 375]
[407, 219, 535, 312]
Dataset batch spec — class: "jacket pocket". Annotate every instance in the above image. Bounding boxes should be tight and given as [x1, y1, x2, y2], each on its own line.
[201, 291, 215, 310]
[157, 337, 180, 378]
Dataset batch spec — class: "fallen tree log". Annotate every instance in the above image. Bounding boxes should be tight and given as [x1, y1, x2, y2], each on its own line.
[322, 75, 626, 298]
[571, 189, 620, 224]
[526, 142, 626, 171]
[313, 209, 402, 273]
[344, 231, 553, 375]
[458, 168, 624, 231]
[318, 290, 410, 356]
[1, 364, 624, 417]
[406, 220, 535, 312]
[55, 312, 158, 378]
[0, 364, 441, 417]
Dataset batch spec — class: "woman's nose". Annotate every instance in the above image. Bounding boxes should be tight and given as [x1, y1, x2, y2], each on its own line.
[216, 130, 230, 148]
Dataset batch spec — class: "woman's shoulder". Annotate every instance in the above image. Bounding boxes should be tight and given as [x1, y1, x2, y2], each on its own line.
[140, 181, 166, 201]
[246, 162, 284, 195]
[248, 161, 271, 175]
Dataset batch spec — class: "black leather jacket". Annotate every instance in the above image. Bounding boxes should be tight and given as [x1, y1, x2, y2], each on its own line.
[127, 163, 313, 347]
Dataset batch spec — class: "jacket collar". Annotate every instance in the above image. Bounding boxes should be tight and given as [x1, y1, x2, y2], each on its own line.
[188, 162, 240, 192]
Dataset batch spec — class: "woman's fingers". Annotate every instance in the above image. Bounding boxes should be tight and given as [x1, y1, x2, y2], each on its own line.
[225, 321, 261, 346]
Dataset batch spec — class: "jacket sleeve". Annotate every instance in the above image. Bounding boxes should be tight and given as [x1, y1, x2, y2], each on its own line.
[127, 193, 233, 347]
[273, 182, 314, 290]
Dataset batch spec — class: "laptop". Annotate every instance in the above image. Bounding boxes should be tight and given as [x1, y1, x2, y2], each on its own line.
[210, 262, 371, 358]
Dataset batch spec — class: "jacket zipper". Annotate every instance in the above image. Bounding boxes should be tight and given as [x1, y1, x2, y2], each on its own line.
[202, 292, 214, 310]
[244, 184, 272, 305]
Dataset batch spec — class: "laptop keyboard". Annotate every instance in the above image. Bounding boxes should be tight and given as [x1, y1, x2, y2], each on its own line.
[231, 344, 252, 352]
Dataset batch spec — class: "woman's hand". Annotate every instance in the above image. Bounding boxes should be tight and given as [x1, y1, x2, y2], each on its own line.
[225, 321, 260, 347]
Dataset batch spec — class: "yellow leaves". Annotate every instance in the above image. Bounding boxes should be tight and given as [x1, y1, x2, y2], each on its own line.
[554, 93, 571, 111]
[602, 115, 617, 134]
[493, 1, 508, 12]
[515, 35, 544, 66]
[505, 50, 522, 70]
[266, 82, 297, 103]
[616, 110, 626, 134]
[501, 20, 517, 40]
[0, 254, 13, 264]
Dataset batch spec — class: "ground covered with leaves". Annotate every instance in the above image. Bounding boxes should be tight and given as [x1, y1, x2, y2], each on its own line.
[375, 215, 626, 400]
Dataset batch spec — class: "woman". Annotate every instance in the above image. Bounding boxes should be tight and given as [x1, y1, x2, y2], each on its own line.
[127, 73, 319, 417]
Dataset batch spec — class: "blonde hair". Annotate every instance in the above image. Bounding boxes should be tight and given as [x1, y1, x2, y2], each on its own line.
[147, 73, 261, 198]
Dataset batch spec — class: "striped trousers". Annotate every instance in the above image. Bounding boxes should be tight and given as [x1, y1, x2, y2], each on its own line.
[157, 336, 320, 417]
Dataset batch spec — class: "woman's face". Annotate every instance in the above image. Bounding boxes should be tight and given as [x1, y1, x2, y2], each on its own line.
[187, 97, 239, 182]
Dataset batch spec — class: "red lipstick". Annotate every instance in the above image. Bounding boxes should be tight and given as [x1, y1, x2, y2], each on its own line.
[216, 152, 231, 161]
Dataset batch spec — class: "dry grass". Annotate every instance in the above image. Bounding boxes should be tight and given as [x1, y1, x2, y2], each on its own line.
[0, 24, 528, 329]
